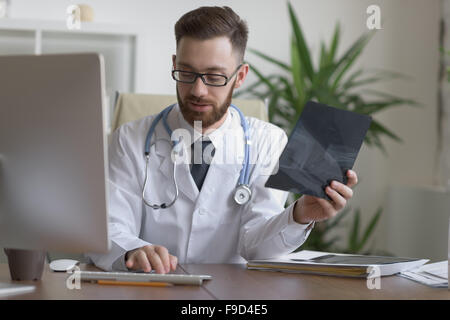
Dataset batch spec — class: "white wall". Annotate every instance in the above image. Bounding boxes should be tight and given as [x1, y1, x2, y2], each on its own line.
[2, 0, 443, 259]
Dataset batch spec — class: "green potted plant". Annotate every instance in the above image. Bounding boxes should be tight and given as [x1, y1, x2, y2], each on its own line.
[236, 2, 418, 254]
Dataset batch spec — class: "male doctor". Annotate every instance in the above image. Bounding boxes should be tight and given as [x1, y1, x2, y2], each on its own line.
[88, 6, 358, 273]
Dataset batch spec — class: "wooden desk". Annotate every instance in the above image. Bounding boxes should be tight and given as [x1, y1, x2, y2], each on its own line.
[182, 264, 450, 300]
[1, 263, 449, 300]
[0, 263, 211, 300]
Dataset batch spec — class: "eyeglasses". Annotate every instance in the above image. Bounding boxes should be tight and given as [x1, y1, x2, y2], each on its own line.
[172, 64, 242, 87]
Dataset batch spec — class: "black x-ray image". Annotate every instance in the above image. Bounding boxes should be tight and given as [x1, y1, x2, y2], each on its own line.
[265, 101, 372, 200]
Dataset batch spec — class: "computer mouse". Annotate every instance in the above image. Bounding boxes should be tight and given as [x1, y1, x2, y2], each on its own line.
[49, 259, 79, 272]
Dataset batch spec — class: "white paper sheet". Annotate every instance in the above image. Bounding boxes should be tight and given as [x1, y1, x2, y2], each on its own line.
[399, 260, 448, 288]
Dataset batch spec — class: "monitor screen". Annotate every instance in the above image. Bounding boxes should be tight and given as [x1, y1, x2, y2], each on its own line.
[0, 53, 110, 254]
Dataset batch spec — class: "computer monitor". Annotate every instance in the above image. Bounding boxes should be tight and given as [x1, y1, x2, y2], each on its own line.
[0, 53, 110, 257]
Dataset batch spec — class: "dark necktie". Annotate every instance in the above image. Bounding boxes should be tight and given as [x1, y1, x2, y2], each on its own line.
[190, 140, 215, 191]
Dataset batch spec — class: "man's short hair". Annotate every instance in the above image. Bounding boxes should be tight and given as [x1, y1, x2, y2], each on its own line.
[175, 6, 248, 63]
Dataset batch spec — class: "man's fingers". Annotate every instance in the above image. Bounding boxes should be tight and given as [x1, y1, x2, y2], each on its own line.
[325, 186, 346, 211]
[126, 258, 134, 269]
[315, 197, 335, 213]
[169, 255, 178, 271]
[330, 181, 353, 199]
[126, 250, 137, 270]
[144, 247, 166, 274]
[155, 246, 171, 273]
[135, 250, 152, 272]
[346, 170, 358, 187]
[126, 245, 175, 274]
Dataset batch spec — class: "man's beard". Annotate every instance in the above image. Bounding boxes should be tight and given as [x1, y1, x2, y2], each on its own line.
[177, 80, 235, 129]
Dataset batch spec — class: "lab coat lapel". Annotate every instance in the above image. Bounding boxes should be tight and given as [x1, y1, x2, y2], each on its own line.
[153, 114, 199, 203]
[158, 146, 199, 203]
[197, 158, 240, 207]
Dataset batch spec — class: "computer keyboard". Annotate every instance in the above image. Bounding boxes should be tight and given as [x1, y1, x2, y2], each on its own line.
[76, 270, 212, 286]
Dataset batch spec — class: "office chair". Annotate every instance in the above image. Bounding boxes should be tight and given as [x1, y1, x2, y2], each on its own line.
[111, 92, 268, 132]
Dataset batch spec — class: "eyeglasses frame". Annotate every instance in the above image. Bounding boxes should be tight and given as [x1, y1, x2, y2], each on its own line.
[171, 64, 243, 87]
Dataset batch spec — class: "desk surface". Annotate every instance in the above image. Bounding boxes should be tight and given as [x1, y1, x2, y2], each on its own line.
[0, 263, 449, 300]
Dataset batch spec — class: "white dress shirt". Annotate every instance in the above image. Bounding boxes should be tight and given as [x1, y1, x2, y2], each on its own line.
[87, 104, 314, 271]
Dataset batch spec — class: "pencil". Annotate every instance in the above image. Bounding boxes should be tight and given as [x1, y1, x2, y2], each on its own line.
[97, 280, 174, 287]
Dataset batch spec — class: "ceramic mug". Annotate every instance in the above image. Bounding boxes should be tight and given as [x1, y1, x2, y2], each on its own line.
[4, 248, 46, 281]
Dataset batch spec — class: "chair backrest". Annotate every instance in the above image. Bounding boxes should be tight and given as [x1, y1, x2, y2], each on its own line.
[111, 93, 268, 132]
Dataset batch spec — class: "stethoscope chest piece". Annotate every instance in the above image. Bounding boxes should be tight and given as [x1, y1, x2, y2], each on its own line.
[234, 184, 252, 205]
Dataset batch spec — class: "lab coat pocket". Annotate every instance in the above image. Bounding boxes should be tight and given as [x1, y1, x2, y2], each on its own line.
[217, 201, 243, 226]
[200, 163, 242, 225]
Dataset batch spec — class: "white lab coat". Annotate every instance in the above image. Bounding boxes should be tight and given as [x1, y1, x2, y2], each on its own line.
[87, 104, 314, 271]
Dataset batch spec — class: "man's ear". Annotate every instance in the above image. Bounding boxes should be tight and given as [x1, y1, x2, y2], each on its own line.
[234, 63, 249, 89]
[172, 55, 176, 69]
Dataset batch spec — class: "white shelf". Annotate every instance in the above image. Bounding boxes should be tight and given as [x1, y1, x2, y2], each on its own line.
[0, 18, 143, 131]
[0, 18, 142, 35]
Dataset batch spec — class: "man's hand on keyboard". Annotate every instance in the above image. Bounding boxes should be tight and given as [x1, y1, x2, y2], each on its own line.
[125, 245, 178, 274]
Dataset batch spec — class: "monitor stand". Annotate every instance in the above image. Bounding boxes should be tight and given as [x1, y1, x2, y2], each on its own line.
[3, 248, 46, 281]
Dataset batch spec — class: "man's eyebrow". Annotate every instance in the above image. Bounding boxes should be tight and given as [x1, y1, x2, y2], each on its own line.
[177, 62, 228, 73]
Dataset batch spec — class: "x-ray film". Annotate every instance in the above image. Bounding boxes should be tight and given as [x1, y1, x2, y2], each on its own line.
[265, 101, 372, 200]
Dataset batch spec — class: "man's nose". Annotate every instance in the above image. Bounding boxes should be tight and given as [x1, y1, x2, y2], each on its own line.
[190, 76, 208, 97]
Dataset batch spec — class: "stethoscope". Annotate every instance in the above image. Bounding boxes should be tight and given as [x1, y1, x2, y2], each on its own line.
[142, 103, 252, 209]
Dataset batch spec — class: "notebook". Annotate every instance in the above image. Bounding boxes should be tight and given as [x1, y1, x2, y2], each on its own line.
[247, 250, 428, 278]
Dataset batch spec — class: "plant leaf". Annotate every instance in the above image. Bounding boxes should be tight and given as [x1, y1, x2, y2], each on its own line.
[234, 74, 279, 97]
[324, 206, 351, 231]
[327, 22, 340, 64]
[331, 31, 375, 92]
[362, 89, 421, 107]
[348, 208, 361, 252]
[356, 100, 413, 115]
[290, 37, 306, 114]
[370, 119, 402, 142]
[248, 63, 289, 101]
[288, 2, 314, 81]
[248, 48, 291, 72]
[319, 41, 327, 69]
[359, 207, 383, 251]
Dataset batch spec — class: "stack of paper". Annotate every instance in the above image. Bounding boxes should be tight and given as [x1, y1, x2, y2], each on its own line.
[399, 261, 448, 288]
[247, 250, 429, 278]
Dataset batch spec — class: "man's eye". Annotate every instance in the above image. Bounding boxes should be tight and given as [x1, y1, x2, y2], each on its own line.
[205, 75, 225, 84]
[178, 72, 195, 81]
